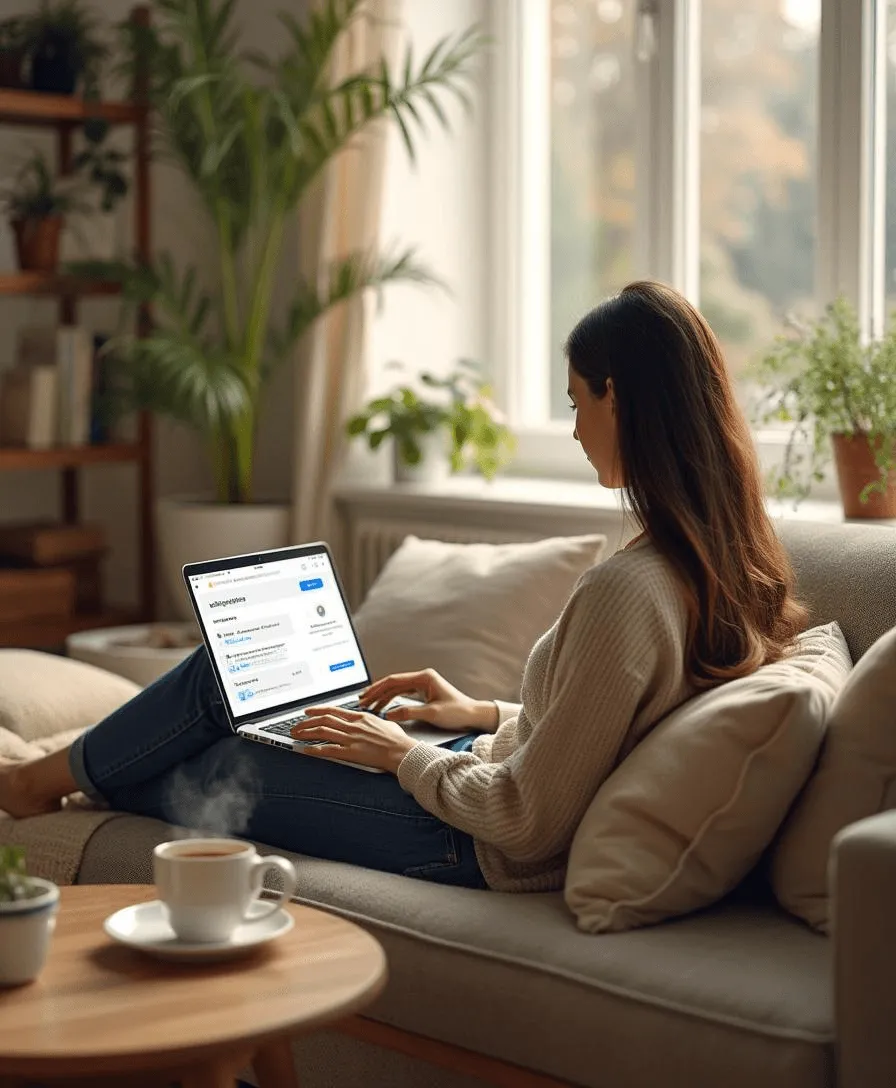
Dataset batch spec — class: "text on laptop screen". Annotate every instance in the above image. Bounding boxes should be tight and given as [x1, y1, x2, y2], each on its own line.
[188, 551, 367, 718]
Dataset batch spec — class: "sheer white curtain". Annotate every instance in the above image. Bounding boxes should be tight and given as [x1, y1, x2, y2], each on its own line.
[290, 0, 402, 544]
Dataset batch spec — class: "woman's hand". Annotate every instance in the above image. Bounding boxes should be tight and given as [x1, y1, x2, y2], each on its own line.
[291, 707, 417, 774]
[360, 668, 498, 732]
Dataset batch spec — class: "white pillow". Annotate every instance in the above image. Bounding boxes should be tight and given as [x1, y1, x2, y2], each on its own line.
[353, 534, 607, 701]
[0, 650, 140, 743]
[771, 624, 896, 933]
[564, 623, 852, 933]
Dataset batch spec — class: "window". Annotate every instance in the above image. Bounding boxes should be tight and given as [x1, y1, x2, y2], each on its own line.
[495, 0, 886, 484]
[700, 0, 819, 376]
[549, 0, 636, 418]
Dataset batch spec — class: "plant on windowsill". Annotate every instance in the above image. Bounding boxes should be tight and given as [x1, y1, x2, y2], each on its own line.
[0, 846, 60, 986]
[346, 359, 516, 484]
[751, 296, 896, 519]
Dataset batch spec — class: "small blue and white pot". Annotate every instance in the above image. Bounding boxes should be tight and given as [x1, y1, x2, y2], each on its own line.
[0, 878, 60, 985]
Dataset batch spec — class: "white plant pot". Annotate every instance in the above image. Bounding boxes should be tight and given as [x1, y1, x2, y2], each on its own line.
[67, 623, 201, 687]
[0, 878, 59, 986]
[393, 433, 451, 485]
[157, 497, 291, 620]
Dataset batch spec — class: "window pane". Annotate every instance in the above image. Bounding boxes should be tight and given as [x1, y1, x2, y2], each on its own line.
[700, 0, 819, 377]
[549, 0, 635, 419]
[887, 0, 896, 309]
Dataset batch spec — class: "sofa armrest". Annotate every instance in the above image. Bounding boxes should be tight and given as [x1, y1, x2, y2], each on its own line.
[832, 810, 896, 1088]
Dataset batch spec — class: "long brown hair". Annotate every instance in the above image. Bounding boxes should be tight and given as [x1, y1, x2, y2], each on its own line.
[565, 280, 808, 688]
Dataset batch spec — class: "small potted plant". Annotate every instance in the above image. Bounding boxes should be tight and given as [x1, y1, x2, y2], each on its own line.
[347, 359, 516, 484]
[0, 846, 60, 986]
[0, 16, 29, 89]
[23, 0, 107, 96]
[1, 149, 90, 271]
[752, 297, 896, 518]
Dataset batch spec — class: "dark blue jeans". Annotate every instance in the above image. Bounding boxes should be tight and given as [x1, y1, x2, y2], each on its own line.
[68, 647, 487, 888]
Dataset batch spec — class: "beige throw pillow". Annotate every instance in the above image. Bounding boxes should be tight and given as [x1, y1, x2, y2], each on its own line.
[564, 623, 852, 933]
[771, 624, 896, 934]
[0, 650, 140, 743]
[353, 534, 607, 702]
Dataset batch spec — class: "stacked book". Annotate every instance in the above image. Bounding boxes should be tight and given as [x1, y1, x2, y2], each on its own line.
[0, 326, 110, 449]
[0, 522, 107, 621]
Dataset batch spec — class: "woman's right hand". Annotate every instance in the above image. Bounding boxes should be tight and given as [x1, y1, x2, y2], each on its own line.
[360, 668, 498, 732]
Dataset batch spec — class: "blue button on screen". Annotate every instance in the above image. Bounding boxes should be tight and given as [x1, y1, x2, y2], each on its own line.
[329, 660, 355, 672]
[299, 578, 323, 591]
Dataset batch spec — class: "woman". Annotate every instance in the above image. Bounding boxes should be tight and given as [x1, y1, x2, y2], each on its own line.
[0, 282, 807, 893]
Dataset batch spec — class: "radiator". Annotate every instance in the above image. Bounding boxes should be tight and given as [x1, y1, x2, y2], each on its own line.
[345, 515, 544, 608]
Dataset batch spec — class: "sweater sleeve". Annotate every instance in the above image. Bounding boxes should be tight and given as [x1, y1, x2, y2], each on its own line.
[396, 567, 677, 864]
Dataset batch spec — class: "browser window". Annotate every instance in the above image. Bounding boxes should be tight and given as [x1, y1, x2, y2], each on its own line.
[188, 551, 367, 718]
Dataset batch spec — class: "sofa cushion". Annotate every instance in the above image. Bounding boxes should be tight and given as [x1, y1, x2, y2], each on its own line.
[0, 650, 140, 743]
[77, 813, 832, 1088]
[771, 624, 896, 933]
[564, 623, 852, 933]
[352, 533, 606, 701]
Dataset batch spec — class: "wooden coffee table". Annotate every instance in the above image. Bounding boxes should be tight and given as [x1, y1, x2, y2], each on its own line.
[0, 884, 387, 1088]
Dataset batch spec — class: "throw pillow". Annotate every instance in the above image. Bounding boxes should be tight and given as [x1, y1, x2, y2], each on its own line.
[353, 534, 607, 702]
[770, 624, 896, 934]
[0, 650, 140, 743]
[564, 623, 852, 933]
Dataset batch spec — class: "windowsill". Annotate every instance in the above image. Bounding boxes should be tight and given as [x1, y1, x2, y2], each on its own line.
[334, 472, 896, 528]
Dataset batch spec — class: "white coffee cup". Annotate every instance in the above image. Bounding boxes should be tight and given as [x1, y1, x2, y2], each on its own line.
[153, 838, 297, 944]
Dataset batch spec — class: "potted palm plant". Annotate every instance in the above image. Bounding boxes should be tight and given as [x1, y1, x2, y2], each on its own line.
[69, 0, 482, 614]
[0, 847, 60, 987]
[1, 149, 89, 272]
[752, 297, 896, 518]
[347, 359, 516, 483]
[22, 0, 107, 96]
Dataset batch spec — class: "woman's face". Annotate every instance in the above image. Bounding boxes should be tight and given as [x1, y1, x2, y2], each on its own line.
[568, 365, 623, 488]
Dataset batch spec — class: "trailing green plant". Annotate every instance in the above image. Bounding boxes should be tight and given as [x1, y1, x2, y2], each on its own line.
[0, 148, 90, 221]
[0, 846, 40, 903]
[346, 359, 516, 480]
[22, 0, 108, 97]
[751, 296, 896, 504]
[68, 0, 483, 505]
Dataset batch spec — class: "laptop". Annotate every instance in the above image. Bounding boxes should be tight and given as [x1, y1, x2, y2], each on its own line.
[182, 541, 470, 772]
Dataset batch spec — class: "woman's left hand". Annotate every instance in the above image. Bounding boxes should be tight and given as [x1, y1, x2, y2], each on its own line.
[291, 706, 418, 774]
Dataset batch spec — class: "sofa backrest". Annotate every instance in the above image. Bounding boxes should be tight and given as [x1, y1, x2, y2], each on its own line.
[776, 519, 896, 661]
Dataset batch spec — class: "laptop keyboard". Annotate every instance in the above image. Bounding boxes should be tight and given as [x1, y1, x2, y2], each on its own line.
[260, 699, 373, 738]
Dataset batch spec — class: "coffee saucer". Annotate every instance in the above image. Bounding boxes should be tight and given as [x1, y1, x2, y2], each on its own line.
[103, 899, 294, 963]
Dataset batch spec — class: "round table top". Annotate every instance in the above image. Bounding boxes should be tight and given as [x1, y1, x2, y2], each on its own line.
[0, 884, 387, 1076]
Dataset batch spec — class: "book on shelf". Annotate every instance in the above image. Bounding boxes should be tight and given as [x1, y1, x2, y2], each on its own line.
[0, 365, 58, 448]
[0, 521, 106, 566]
[13, 325, 110, 448]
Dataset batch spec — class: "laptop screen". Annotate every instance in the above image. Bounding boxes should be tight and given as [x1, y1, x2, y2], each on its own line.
[186, 546, 369, 722]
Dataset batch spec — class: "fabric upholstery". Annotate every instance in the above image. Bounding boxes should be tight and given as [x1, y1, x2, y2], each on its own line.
[772, 625, 896, 933]
[832, 811, 896, 1088]
[78, 813, 833, 1088]
[0, 650, 139, 743]
[353, 534, 606, 701]
[564, 623, 851, 933]
[775, 519, 896, 661]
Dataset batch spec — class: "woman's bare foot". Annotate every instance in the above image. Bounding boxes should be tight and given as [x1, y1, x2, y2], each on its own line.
[0, 763, 62, 818]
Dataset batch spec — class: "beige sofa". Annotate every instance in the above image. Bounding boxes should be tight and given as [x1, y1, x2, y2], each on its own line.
[9, 519, 896, 1088]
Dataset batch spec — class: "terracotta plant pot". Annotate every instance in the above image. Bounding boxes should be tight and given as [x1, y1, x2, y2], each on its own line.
[831, 432, 896, 519]
[11, 215, 63, 272]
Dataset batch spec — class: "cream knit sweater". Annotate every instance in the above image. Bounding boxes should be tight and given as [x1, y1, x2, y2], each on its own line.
[396, 539, 696, 892]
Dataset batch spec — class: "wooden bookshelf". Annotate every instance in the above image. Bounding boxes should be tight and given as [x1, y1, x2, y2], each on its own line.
[0, 607, 142, 649]
[0, 15, 154, 650]
[0, 89, 145, 127]
[0, 272, 121, 295]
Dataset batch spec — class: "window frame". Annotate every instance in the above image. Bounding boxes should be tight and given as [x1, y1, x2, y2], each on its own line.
[489, 0, 887, 498]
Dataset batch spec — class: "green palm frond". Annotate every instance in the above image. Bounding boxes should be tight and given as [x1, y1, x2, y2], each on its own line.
[265, 247, 442, 377]
[105, 0, 483, 502]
